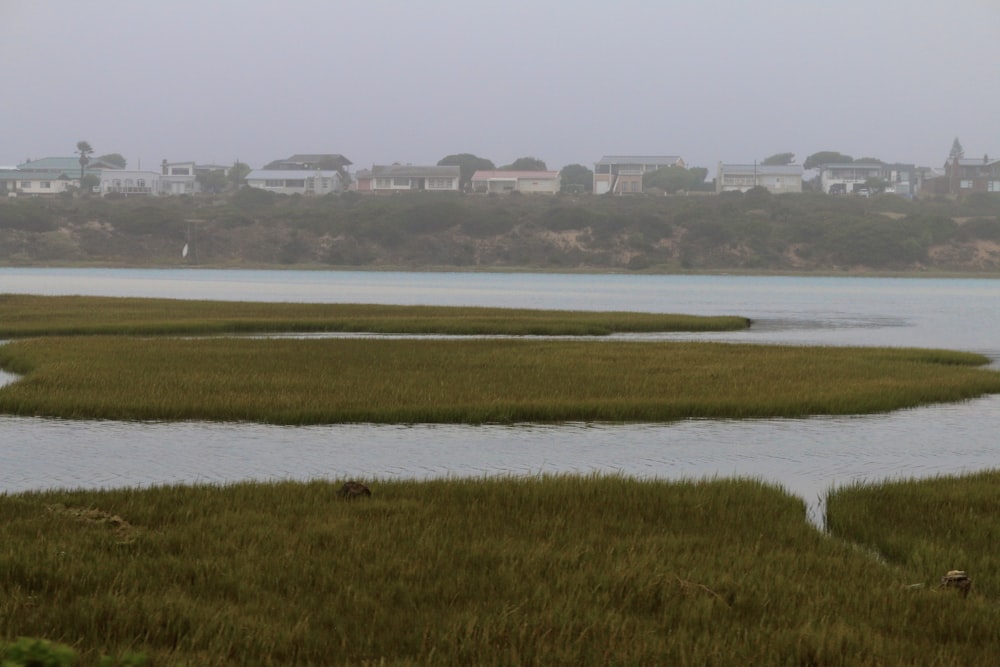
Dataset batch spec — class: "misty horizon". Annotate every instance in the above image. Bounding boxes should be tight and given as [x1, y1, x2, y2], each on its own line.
[3, 1, 998, 172]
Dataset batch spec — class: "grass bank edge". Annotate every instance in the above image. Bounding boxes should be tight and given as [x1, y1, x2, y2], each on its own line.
[0, 294, 750, 337]
[1, 337, 997, 424]
[3, 474, 1000, 666]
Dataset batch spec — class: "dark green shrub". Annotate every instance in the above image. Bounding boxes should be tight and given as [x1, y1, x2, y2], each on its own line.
[232, 187, 277, 210]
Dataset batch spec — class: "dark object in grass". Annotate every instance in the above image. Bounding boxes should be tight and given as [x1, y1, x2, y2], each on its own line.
[338, 481, 372, 499]
[940, 570, 972, 597]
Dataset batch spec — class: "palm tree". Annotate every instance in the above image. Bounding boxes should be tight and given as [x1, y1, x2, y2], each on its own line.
[76, 141, 93, 180]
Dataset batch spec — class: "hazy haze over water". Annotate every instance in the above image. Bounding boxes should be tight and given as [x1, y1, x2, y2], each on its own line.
[3, 1, 998, 172]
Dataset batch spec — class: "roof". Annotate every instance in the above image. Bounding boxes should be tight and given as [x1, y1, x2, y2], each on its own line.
[371, 164, 460, 178]
[595, 155, 683, 166]
[263, 154, 352, 169]
[17, 157, 119, 172]
[0, 169, 76, 181]
[246, 169, 343, 180]
[720, 164, 803, 176]
[953, 157, 1000, 167]
[471, 170, 560, 180]
[820, 163, 886, 170]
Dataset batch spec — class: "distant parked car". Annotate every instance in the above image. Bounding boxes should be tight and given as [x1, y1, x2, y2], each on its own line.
[828, 183, 847, 195]
[853, 186, 871, 197]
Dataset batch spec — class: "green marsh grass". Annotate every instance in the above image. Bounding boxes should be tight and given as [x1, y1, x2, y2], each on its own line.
[1, 337, 998, 423]
[826, 470, 1000, 599]
[0, 294, 749, 337]
[4, 476, 1000, 665]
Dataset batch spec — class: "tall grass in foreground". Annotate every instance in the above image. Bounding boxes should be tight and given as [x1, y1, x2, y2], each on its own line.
[3, 476, 1000, 665]
[1, 337, 998, 423]
[0, 294, 749, 337]
[826, 470, 1000, 599]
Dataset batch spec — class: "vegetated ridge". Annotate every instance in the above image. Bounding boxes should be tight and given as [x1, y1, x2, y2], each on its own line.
[3, 189, 1000, 273]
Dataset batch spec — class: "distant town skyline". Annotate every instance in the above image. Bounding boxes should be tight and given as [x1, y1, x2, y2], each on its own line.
[3, 1, 998, 172]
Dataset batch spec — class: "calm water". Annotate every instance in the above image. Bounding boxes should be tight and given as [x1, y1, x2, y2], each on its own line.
[3, 268, 1000, 523]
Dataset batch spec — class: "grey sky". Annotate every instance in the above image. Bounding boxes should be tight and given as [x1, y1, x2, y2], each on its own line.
[3, 0, 998, 173]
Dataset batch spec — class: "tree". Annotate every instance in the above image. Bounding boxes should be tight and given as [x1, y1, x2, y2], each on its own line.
[862, 177, 889, 194]
[558, 164, 593, 193]
[76, 141, 93, 180]
[687, 167, 710, 190]
[196, 169, 230, 193]
[232, 161, 251, 188]
[438, 153, 495, 190]
[761, 152, 795, 166]
[80, 173, 100, 193]
[501, 157, 547, 171]
[949, 137, 965, 161]
[803, 151, 853, 171]
[643, 165, 704, 193]
[97, 153, 126, 168]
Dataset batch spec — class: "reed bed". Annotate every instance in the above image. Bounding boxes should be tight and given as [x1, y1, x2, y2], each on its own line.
[826, 470, 1000, 599]
[0, 294, 749, 337]
[1, 337, 998, 424]
[2, 476, 998, 665]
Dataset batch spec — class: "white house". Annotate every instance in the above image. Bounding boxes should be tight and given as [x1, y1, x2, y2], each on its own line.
[244, 169, 344, 195]
[99, 170, 163, 196]
[716, 163, 804, 194]
[0, 170, 77, 195]
[159, 160, 198, 195]
[470, 170, 561, 194]
[369, 165, 461, 192]
[818, 162, 916, 195]
[0, 156, 122, 196]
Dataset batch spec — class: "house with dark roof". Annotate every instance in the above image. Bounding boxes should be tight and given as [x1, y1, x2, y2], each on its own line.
[369, 164, 460, 193]
[593, 155, 685, 195]
[942, 155, 1000, 195]
[263, 154, 352, 171]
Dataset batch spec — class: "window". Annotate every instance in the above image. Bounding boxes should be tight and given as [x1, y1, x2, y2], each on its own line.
[392, 178, 410, 187]
[40, 181, 51, 188]
[960, 180, 973, 189]
[137, 179, 146, 188]
[265, 180, 283, 187]
[284, 180, 305, 188]
[428, 178, 452, 189]
[20, 181, 31, 188]
[375, 178, 392, 188]
[989, 181, 1000, 192]
[170, 167, 191, 175]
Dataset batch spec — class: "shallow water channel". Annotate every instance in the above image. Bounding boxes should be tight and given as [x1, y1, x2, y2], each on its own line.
[2, 269, 1000, 526]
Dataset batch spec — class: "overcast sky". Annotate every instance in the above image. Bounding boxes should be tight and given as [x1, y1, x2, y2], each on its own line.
[3, 0, 998, 173]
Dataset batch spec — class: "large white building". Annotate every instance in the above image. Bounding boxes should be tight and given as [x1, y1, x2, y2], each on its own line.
[244, 169, 345, 195]
[716, 163, 803, 194]
[470, 170, 561, 194]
